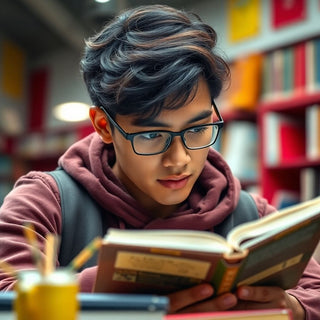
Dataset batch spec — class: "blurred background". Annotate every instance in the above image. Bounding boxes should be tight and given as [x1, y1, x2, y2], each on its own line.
[1, 0, 320, 207]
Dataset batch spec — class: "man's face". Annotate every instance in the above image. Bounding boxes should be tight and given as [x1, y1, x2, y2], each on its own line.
[110, 78, 215, 216]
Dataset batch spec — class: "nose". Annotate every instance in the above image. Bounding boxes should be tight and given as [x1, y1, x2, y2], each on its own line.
[162, 136, 191, 168]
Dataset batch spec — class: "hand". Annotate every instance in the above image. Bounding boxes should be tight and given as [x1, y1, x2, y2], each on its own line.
[168, 284, 305, 320]
[168, 284, 238, 313]
[235, 286, 305, 320]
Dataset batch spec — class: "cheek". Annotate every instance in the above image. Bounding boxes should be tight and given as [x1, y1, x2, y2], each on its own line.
[116, 145, 160, 179]
[192, 149, 210, 170]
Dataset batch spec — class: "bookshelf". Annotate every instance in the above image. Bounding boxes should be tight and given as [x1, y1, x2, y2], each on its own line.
[218, 35, 320, 207]
[258, 89, 320, 207]
[219, 110, 259, 191]
[216, 53, 263, 193]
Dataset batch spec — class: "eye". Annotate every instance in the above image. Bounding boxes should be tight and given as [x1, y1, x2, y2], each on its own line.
[137, 132, 163, 141]
[187, 126, 208, 134]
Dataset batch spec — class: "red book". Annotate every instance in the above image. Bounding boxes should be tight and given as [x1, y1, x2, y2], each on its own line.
[279, 119, 305, 161]
[272, 0, 306, 29]
[165, 308, 293, 319]
[293, 42, 306, 94]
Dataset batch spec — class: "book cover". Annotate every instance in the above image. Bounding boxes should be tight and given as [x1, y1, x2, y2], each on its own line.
[279, 118, 305, 161]
[228, 0, 261, 43]
[272, 0, 306, 29]
[228, 53, 263, 111]
[93, 197, 320, 296]
[165, 308, 292, 320]
[219, 53, 263, 112]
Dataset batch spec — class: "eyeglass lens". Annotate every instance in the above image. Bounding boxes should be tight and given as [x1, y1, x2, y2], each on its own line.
[132, 124, 219, 155]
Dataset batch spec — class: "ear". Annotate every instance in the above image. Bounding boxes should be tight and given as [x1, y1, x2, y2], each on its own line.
[89, 106, 113, 144]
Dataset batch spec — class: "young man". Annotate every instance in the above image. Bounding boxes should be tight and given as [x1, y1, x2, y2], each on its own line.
[0, 5, 319, 319]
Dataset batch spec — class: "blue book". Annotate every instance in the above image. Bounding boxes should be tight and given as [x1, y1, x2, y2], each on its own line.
[0, 291, 169, 320]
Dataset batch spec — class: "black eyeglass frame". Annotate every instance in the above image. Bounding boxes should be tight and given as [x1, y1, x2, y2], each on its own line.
[99, 100, 224, 156]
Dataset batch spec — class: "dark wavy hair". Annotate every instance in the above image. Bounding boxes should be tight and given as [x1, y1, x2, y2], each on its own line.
[80, 5, 229, 119]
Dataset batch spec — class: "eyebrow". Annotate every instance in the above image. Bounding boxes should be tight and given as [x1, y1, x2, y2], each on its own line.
[132, 109, 213, 128]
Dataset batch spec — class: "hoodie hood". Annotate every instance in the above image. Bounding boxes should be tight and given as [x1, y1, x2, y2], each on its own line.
[58, 132, 241, 231]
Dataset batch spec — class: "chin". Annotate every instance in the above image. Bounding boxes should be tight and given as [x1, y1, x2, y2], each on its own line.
[156, 192, 190, 206]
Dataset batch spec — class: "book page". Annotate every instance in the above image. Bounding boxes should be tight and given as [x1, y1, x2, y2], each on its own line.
[104, 229, 234, 254]
[227, 196, 320, 249]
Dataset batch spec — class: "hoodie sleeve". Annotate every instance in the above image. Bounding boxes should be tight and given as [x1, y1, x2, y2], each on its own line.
[0, 171, 97, 292]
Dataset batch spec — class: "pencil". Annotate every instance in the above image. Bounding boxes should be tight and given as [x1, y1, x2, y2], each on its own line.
[68, 237, 102, 271]
[0, 260, 19, 279]
[44, 233, 59, 276]
[23, 223, 44, 275]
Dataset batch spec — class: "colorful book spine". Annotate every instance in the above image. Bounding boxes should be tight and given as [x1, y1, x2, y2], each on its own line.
[293, 41, 306, 94]
[306, 104, 320, 159]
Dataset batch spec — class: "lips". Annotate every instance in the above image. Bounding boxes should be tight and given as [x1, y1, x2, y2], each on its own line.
[158, 175, 190, 190]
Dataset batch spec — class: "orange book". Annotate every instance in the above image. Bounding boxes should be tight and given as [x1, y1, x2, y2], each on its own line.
[221, 53, 263, 111]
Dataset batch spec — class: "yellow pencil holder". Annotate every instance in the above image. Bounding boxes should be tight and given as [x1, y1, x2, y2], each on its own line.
[14, 269, 79, 320]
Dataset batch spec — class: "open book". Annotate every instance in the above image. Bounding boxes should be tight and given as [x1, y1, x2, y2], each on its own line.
[93, 196, 320, 295]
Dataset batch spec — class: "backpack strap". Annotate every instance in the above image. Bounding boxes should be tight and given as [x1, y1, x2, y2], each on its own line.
[214, 190, 259, 238]
[47, 168, 105, 270]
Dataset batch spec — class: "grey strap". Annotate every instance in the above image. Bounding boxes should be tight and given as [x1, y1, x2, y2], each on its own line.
[47, 169, 105, 269]
[215, 190, 259, 238]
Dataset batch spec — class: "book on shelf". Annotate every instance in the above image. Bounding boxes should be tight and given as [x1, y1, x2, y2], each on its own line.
[218, 53, 263, 112]
[93, 197, 320, 296]
[271, 190, 300, 209]
[263, 112, 305, 165]
[0, 291, 169, 320]
[306, 104, 320, 160]
[306, 38, 320, 92]
[222, 121, 258, 181]
[279, 118, 305, 161]
[165, 308, 292, 320]
[261, 38, 320, 100]
[315, 38, 320, 90]
[282, 46, 294, 96]
[293, 41, 306, 95]
[261, 50, 273, 100]
[300, 167, 320, 202]
[271, 49, 284, 98]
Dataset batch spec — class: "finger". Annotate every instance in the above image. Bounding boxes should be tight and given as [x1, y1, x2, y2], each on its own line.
[237, 286, 282, 303]
[168, 284, 214, 313]
[180, 293, 238, 314]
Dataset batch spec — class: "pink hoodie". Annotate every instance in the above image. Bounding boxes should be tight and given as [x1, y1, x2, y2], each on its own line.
[0, 133, 319, 318]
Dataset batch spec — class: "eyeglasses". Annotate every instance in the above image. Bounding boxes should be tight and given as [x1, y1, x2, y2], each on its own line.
[99, 101, 223, 156]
